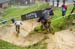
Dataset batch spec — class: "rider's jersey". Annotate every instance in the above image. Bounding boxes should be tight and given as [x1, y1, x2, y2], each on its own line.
[15, 21, 22, 26]
[42, 10, 49, 20]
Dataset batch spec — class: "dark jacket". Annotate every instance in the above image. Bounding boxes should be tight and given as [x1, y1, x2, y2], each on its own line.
[38, 10, 49, 22]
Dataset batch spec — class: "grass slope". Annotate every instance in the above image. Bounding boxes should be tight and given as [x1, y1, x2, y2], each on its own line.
[0, 40, 46, 49]
[0, 3, 49, 21]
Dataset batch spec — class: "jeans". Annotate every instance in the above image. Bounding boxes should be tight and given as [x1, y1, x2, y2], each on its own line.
[62, 11, 66, 16]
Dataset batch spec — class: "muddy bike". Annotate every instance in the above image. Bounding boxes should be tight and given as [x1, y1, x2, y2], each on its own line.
[41, 19, 55, 34]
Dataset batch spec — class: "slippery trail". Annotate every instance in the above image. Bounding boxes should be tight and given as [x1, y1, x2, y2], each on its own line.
[0, 19, 45, 47]
[0, 19, 75, 49]
[46, 28, 75, 49]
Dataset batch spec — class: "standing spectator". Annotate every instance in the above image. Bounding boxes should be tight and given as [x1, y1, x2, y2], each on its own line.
[63, 4, 67, 10]
[15, 20, 22, 36]
[73, 0, 75, 8]
[57, 0, 60, 7]
[52, 0, 54, 6]
[62, 4, 67, 16]
[63, 0, 66, 4]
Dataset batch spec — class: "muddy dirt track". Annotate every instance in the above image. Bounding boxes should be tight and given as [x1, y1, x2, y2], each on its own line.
[0, 19, 75, 49]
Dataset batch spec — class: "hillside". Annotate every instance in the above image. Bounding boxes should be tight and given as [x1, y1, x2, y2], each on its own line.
[0, 3, 75, 49]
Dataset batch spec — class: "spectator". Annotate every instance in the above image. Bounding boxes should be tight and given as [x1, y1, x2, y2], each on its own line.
[62, 4, 67, 16]
[63, 4, 67, 10]
[14, 20, 22, 36]
[57, 0, 60, 7]
[74, 0, 75, 8]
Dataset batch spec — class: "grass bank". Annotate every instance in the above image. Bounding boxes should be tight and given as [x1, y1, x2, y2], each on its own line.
[34, 5, 74, 33]
[3, 3, 49, 20]
[0, 39, 47, 49]
[0, 3, 49, 25]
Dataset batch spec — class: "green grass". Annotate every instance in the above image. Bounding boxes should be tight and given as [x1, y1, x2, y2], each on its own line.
[0, 4, 75, 49]
[0, 40, 47, 49]
[0, 3, 49, 21]
[51, 5, 74, 31]
[0, 3, 49, 25]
